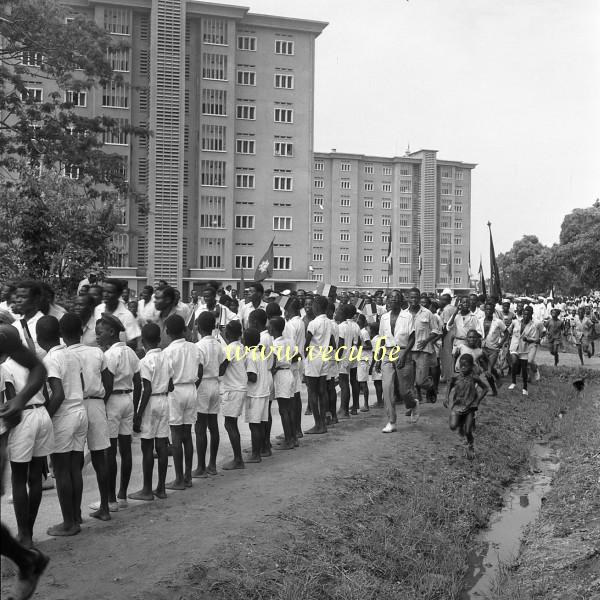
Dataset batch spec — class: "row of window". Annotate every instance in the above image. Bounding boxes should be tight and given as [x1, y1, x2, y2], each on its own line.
[201, 55, 296, 88]
[441, 187, 465, 196]
[237, 36, 294, 55]
[234, 255, 292, 270]
[440, 221, 464, 229]
[314, 162, 411, 177]
[200, 131, 294, 157]
[309, 273, 446, 285]
[200, 161, 298, 190]
[314, 179, 411, 193]
[441, 169, 465, 180]
[442, 203, 464, 213]
[314, 197, 410, 210]
[314, 214, 400, 227]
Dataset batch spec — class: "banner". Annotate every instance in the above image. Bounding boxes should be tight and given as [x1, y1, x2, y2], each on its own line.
[488, 222, 502, 299]
[254, 238, 274, 282]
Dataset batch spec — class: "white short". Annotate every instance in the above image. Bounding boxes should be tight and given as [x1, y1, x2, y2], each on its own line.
[169, 383, 197, 426]
[197, 378, 220, 415]
[220, 390, 246, 418]
[84, 398, 110, 451]
[244, 395, 270, 424]
[273, 369, 294, 399]
[357, 359, 371, 383]
[52, 406, 88, 453]
[303, 355, 327, 378]
[326, 356, 339, 380]
[8, 405, 53, 463]
[291, 362, 302, 394]
[372, 366, 383, 382]
[106, 393, 134, 438]
[140, 394, 170, 439]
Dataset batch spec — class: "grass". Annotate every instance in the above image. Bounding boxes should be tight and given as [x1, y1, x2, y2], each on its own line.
[184, 368, 597, 600]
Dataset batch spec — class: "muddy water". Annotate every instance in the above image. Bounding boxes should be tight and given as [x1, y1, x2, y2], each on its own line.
[462, 443, 560, 599]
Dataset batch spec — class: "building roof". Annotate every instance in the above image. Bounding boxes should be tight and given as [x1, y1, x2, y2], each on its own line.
[314, 150, 476, 168]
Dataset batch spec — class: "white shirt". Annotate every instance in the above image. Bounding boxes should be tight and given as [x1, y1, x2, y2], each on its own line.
[246, 349, 273, 398]
[43, 344, 84, 415]
[12, 311, 45, 357]
[306, 314, 333, 351]
[82, 315, 98, 347]
[139, 348, 173, 395]
[284, 315, 306, 358]
[2, 358, 46, 406]
[104, 341, 140, 391]
[237, 300, 267, 329]
[482, 318, 507, 350]
[272, 335, 296, 369]
[396, 307, 441, 354]
[221, 341, 249, 392]
[162, 338, 200, 384]
[196, 336, 225, 379]
[67, 343, 106, 399]
[378, 310, 403, 347]
[94, 301, 141, 343]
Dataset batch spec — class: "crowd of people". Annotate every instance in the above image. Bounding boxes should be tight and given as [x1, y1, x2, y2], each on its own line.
[0, 275, 599, 599]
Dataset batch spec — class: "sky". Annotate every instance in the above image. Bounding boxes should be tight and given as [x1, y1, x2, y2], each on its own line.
[222, 0, 600, 271]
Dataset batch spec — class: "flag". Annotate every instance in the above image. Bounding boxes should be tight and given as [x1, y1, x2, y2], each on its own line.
[488, 222, 502, 299]
[386, 227, 393, 279]
[417, 237, 423, 276]
[478, 256, 487, 299]
[254, 238, 274, 282]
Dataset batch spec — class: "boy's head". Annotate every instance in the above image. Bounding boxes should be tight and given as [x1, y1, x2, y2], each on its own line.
[165, 314, 186, 338]
[59, 313, 83, 342]
[268, 316, 285, 338]
[458, 353, 474, 375]
[466, 329, 481, 348]
[36, 315, 60, 351]
[342, 303, 356, 320]
[141, 322, 161, 349]
[550, 308, 560, 319]
[357, 314, 367, 329]
[224, 320, 242, 343]
[313, 295, 328, 316]
[248, 308, 267, 331]
[285, 298, 301, 319]
[243, 327, 260, 348]
[368, 323, 378, 338]
[197, 311, 216, 335]
[95, 314, 125, 349]
[326, 300, 336, 319]
[265, 303, 282, 319]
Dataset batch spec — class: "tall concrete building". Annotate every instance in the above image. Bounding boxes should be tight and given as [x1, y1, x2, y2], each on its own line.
[310, 151, 476, 293]
[39, 0, 326, 294]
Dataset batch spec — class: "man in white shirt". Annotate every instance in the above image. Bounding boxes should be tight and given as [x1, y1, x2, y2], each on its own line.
[147, 286, 191, 349]
[12, 281, 46, 357]
[237, 283, 267, 330]
[93, 279, 141, 348]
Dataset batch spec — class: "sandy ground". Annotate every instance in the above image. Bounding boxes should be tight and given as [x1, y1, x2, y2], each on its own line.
[1, 345, 598, 600]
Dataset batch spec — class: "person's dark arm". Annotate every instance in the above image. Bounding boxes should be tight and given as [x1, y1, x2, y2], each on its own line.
[101, 368, 114, 403]
[247, 372, 257, 384]
[304, 331, 313, 356]
[133, 379, 152, 432]
[46, 378, 65, 418]
[132, 372, 142, 406]
[196, 364, 203, 388]
[4, 381, 16, 401]
[397, 332, 415, 369]
[219, 359, 230, 377]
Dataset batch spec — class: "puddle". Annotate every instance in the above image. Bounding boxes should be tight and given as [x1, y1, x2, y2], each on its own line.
[462, 443, 560, 599]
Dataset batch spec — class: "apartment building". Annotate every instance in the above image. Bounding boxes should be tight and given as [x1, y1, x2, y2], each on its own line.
[22, 0, 326, 294]
[311, 150, 476, 293]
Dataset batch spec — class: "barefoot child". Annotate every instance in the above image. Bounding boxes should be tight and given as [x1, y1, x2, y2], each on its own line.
[445, 354, 489, 459]
[356, 314, 372, 412]
[283, 299, 306, 439]
[162, 314, 200, 490]
[194, 312, 224, 477]
[130, 323, 173, 501]
[545, 309, 563, 367]
[369, 323, 384, 408]
[219, 321, 248, 469]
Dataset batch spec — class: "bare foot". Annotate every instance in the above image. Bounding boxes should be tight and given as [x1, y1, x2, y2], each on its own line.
[296, 431, 304, 438]
[360, 406, 369, 412]
[89, 508, 111, 521]
[47, 523, 81, 537]
[274, 441, 295, 450]
[11, 548, 49, 600]
[16, 534, 33, 550]
[191, 468, 208, 479]
[206, 465, 217, 475]
[165, 480, 186, 490]
[184, 478, 193, 488]
[245, 454, 262, 463]
[153, 488, 168, 499]
[305, 426, 327, 434]
[128, 489, 154, 501]
[221, 459, 245, 470]
[260, 449, 272, 457]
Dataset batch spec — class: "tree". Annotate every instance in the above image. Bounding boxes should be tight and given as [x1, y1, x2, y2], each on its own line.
[556, 202, 600, 291]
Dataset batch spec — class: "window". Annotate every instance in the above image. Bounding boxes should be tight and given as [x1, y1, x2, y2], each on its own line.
[398, 251, 410, 264]
[203, 18, 227, 45]
[382, 216, 391, 227]
[312, 273, 323, 282]
[235, 170, 255, 189]
[398, 271, 411, 284]
[400, 166, 410, 176]
[202, 125, 227, 152]
[235, 255, 254, 269]
[198, 237, 225, 269]
[380, 255, 389, 263]
[441, 219, 451, 229]
[340, 215, 350, 224]
[441, 185, 452, 195]
[275, 40, 294, 55]
[110, 233, 129, 267]
[455, 188, 464, 197]
[382, 200, 391, 210]
[454, 221, 463, 229]
[398, 197, 411, 209]
[274, 256, 292, 270]
[398, 216, 410, 227]
[381, 274, 389, 284]
[442, 201, 453, 212]
[364, 199, 373, 209]
[363, 275, 373, 284]
[274, 141, 293, 157]
[381, 232, 390, 243]
[64, 165, 81, 179]
[314, 161, 324, 171]
[398, 233, 410, 244]
[454, 204, 463, 213]
[108, 48, 129, 72]
[314, 179, 324, 189]
[274, 108, 293, 123]
[340, 180, 351, 190]
[236, 138, 255, 154]
[236, 103, 256, 120]
[102, 118, 129, 145]
[454, 276, 462, 285]
[313, 232, 324, 241]
[340, 253, 349, 262]
[237, 69, 256, 86]
[364, 255, 373, 263]
[382, 166, 392, 176]
[454, 256, 462, 265]
[440, 255, 450, 266]
[364, 233, 375, 243]
[314, 196, 324, 207]
[441, 169, 452, 178]
[237, 36, 256, 51]
[339, 274, 349, 283]
[202, 89, 227, 115]
[456, 170, 464, 180]
[201, 160, 226, 186]
[104, 8, 130, 34]
[273, 216, 292, 230]
[22, 87, 43, 103]
[441, 233, 452, 245]
[341, 162, 351, 172]
[21, 51, 43, 67]
[102, 81, 129, 108]
[66, 90, 87, 107]
[364, 182, 374, 191]
[454, 236, 463, 245]
[399, 182, 412, 193]
[364, 216, 373, 226]
[314, 214, 323, 224]
[313, 253, 324, 262]
[202, 54, 227, 80]
[235, 215, 255, 229]
[274, 176, 293, 191]
[340, 198, 350, 207]
[382, 183, 392, 192]
[340, 233, 350, 242]
[274, 74, 294, 89]
[364, 164, 373, 174]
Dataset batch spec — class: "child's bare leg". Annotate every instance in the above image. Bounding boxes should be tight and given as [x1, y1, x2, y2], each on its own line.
[191, 413, 208, 478]
[374, 380, 383, 407]
[89, 450, 110, 520]
[169, 425, 185, 486]
[448, 411, 460, 431]
[47, 452, 80, 536]
[246, 423, 262, 463]
[71, 451, 84, 524]
[464, 412, 475, 458]
[129, 439, 155, 500]
[327, 379, 337, 423]
[293, 392, 303, 437]
[155, 438, 168, 496]
[206, 414, 220, 474]
[261, 402, 272, 456]
[116, 434, 132, 501]
[276, 399, 294, 450]
[359, 382, 369, 411]
[338, 373, 350, 416]
[106, 438, 118, 503]
[183, 424, 193, 483]
[223, 416, 244, 469]
[349, 368, 360, 413]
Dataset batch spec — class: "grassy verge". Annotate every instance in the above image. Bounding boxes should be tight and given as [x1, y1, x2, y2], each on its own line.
[492, 371, 600, 600]
[188, 369, 596, 600]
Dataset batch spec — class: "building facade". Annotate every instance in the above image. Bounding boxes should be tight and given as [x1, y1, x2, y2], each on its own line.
[310, 151, 476, 293]
[43, 0, 326, 294]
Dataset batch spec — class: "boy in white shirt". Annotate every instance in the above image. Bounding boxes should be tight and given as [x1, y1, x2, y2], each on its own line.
[95, 314, 141, 511]
[61, 314, 111, 522]
[194, 312, 225, 477]
[356, 314, 373, 412]
[325, 301, 339, 425]
[163, 314, 201, 490]
[219, 321, 249, 470]
[130, 323, 173, 501]
[284, 299, 306, 438]
[37, 316, 88, 537]
[369, 325, 384, 408]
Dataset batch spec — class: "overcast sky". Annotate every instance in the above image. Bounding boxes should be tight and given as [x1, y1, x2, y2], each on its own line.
[223, 0, 600, 271]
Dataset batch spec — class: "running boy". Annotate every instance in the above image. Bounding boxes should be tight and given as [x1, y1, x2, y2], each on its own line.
[545, 309, 563, 367]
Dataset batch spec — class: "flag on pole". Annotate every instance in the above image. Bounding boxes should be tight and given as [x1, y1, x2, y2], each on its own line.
[254, 238, 274, 282]
[386, 227, 393, 279]
[487, 222, 502, 299]
[478, 256, 487, 299]
[417, 237, 423, 276]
